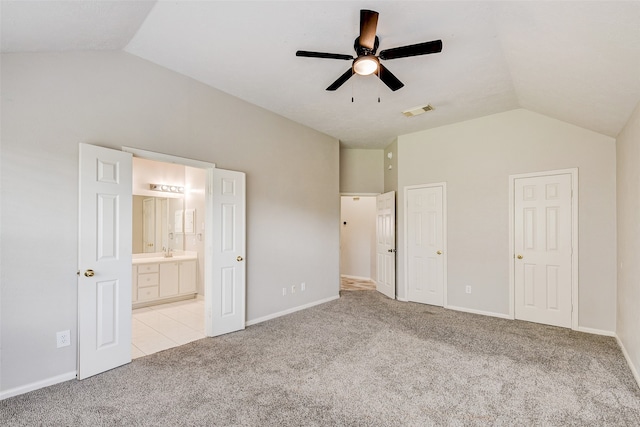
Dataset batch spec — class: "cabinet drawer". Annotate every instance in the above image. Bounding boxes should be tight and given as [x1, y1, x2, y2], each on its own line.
[138, 286, 159, 301]
[138, 263, 159, 274]
[138, 273, 159, 287]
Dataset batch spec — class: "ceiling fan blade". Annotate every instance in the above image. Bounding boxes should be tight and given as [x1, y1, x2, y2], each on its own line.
[326, 68, 355, 91]
[379, 40, 443, 60]
[359, 9, 379, 50]
[377, 64, 404, 91]
[296, 50, 354, 61]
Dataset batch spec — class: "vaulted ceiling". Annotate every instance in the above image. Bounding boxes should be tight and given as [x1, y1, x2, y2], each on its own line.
[2, 1, 639, 148]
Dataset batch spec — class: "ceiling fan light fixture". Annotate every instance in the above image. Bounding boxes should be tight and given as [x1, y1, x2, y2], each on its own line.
[353, 55, 379, 76]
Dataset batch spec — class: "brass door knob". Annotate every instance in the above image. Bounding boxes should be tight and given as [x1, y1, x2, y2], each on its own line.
[237, 256, 244, 262]
[436, 250, 442, 255]
[84, 269, 95, 277]
[517, 254, 523, 259]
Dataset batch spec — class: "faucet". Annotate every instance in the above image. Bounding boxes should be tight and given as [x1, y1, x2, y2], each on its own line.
[164, 247, 173, 258]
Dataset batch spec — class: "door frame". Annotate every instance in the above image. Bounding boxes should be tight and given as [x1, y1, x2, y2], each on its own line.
[508, 168, 579, 329]
[403, 182, 448, 307]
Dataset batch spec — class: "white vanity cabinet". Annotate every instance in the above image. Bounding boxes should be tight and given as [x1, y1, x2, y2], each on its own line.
[132, 256, 197, 308]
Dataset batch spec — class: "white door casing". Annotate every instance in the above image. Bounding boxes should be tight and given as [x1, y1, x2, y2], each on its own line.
[207, 168, 246, 336]
[376, 191, 396, 299]
[406, 184, 446, 306]
[512, 171, 576, 329]
[78, 143, 132, 379]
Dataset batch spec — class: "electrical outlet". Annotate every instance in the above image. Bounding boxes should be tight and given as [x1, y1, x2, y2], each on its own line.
[465, 286, 472, 294]
[301, 282, 306, 292]
[291, 284, 296, 294]
[282, 287, 287, 296]
[56, 330, 71, 348]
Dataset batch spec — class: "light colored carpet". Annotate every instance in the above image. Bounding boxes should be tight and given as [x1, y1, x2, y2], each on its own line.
[2, 291, 639, 426]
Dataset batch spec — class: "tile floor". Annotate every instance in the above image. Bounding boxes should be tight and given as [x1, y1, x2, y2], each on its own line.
[132, 298, 206, 359]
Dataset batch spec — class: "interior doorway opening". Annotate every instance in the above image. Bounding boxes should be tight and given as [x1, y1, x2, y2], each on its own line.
[340, 195, 377, 283]
[131, 156, 207, 358]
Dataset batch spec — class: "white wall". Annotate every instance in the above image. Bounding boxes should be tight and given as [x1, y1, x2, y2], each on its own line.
[384, 139, 398, 193]
[340, 196, 376, 280]
[184, 166, 206, 295]
[0, 51, 339, 394]
[397, 109, 617, 332]
[616, 100, 640, 385]
[340, 148, 384, 194]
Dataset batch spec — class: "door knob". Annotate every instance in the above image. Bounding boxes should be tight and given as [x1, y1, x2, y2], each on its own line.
[84, 269, 95, 277]
[517, 254, 523, 259]
[436, 250, 442, 255]
[237, 256, 244, 262]
[387, 249, 396, 253]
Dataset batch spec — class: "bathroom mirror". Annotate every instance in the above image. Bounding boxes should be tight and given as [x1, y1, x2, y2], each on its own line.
[132, 195, 184, 254]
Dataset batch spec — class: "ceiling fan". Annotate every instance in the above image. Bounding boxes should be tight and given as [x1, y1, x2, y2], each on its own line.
[296, 9, 442, 92]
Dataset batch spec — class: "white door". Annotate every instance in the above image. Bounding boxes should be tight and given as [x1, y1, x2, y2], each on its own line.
[406, 185, 445, 306]
[206, 168, 246, 336]
[375, 191, 395, 299]
[78, 143, 132, 379]
[514, 173, 572, 328]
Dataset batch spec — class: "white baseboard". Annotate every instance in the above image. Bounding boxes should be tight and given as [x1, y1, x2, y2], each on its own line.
[575, 326, 615, 337]
[396, 297, 408, 302]
[1, 371, 76, 400]
[446, 305, 512, 320]
[245, 295, 340, 327]
[616, 334, 640, 390]
[340, 274, 374, 282]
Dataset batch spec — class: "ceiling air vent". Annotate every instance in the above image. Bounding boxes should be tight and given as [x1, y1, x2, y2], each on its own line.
[402, 104, 434, 117]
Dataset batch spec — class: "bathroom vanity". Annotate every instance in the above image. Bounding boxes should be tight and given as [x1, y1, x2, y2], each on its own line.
[132, 252, 198, 308]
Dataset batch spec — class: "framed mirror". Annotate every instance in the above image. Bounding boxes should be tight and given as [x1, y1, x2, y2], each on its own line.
[132, 195, 185, 254]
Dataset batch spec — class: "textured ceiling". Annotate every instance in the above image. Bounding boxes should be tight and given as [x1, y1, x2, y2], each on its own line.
[2, 1, 639, 149]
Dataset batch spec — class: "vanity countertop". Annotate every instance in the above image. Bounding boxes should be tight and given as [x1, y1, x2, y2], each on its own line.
[132, 252, 198, 265]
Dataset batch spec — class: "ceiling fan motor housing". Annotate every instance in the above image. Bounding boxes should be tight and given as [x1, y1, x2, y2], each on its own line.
[354, 36, 379, 57]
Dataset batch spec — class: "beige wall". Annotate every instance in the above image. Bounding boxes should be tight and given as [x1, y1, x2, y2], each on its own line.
[340, 196, 376, 280]
[616, 100, 640, 384]
[339, 148, 384, 194]
[0, 51, 339, 394]
[397, 109, 617, 332]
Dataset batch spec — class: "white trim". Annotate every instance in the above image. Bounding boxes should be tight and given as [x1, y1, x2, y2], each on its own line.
[508, 168, 579, 329]
[396, 297, 409, 302]
[341, 274, 374, 282]
[616, 334, 640, 389]
[446, 305, 512, 320]
[340, 192, 380, 197]
[403, 182, 447, 307]
[0, 371, 76, 400]
[122, 146, 215, 169]
[575, 326, 615, 337]
[245, 295, 339, 327]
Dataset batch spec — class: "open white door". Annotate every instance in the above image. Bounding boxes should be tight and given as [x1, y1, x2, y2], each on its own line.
[375, 191, 396, 299]
[206, 168, 246, 336]
[78, 143, 132, 379]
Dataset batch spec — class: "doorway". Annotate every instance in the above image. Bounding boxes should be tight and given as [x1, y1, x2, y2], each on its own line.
[131, 156, 207, 358]
[404, 183, 447, 306]
[78, 144, 246, 379]
[509, 169, 578, 329]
